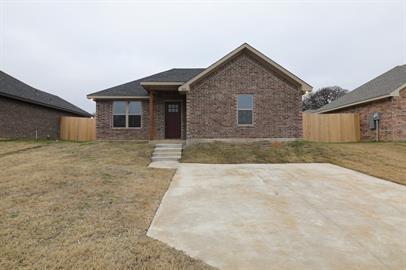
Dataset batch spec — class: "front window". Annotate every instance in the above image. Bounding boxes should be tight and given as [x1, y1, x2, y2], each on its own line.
[113, 101, 126, 127]
[113, 101, 142, 128]
[237, 94, 253, 125]
[128, 101, 142, 127]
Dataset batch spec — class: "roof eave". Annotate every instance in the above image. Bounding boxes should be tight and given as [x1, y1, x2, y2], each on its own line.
[87, 95, 149, 100]
[317, 83, 406, 113]
[317, 95, 392, 113]
[178, 85, 190, 92]
[0, 92, 91, 117]
[140, 82, 184, 86]
[301, 85, 313, 93]
[390, 83, 406, 96]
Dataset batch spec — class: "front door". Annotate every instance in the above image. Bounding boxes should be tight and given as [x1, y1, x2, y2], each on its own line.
[165, 102, 181, 139]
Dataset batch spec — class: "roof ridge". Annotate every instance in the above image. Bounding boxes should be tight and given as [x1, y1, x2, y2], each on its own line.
[0, 70, 44, 93]
[139, 68, 205, 80]
[353, 65, 402, 90]
[0, 70, 91, 116]
[170, 68, 205, 70]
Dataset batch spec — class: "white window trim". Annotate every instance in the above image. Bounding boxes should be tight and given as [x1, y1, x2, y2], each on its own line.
[237, 94, 254, 126]
[112, 101, 142, 129]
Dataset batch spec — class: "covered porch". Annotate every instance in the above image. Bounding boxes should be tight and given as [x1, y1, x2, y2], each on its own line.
[143, 83, 186, 141]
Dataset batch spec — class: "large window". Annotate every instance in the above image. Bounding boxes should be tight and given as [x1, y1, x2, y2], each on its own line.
[128, 101, 142, 128]
[237, 94, 253, 125]
[113, 101, 126, 128]
[113, 101, 142, 128]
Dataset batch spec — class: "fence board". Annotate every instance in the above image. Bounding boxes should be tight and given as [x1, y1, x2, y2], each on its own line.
[60, 117, 96, 141]
[302, 113, 360, 142]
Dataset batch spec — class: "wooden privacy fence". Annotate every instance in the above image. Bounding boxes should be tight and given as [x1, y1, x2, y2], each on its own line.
[60, 117, 96, 141]
[302, 113, 360, 142]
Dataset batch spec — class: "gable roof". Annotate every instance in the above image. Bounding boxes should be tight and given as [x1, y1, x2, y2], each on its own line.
[87, 68, 204, 98]
[317, 65, 406, 113]
[141, 68, 204, 83]
[178, 43, 312, 93]
[88, 44, 312, 98]
[0, 71, 91, 117]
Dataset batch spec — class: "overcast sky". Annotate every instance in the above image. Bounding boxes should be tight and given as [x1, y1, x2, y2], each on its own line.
[1, 0, 405, 113]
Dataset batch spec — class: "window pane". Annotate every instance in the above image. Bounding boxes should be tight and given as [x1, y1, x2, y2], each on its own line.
[113, 101, 126, 114]
[168, 104, 179, 113]
[113, 115, 126, 127]
[238, 110, 252, 125]
[128, 115, 141, 127]
[128, 101, 141, 115]
[237, 95, 253, 110]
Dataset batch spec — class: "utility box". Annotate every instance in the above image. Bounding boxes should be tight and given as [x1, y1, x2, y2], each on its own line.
[368, 112, 380, 130]
[373, 112, 380, 121]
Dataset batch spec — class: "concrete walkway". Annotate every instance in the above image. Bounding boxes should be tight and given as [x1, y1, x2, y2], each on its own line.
[147, 163, 406, 270]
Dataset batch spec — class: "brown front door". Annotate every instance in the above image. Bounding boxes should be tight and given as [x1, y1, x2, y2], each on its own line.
[165, 102, 181, 139]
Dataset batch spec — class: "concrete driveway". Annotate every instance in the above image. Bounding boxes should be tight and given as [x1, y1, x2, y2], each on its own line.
[147, 163, 406, 270]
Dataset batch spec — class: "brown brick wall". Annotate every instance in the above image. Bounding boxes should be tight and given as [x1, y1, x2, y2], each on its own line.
[391, 88, 406, 141]
[95, 100, 149, 140]
[0, 96, 80, 139]
[330, 88, 406, 141]
[186, 51, 302, 139]
[95, 93, 186, 140]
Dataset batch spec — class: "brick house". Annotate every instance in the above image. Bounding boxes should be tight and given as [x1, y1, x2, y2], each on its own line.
[0, 71, 91, 139]
[87, 43, 312, 142]
[317, 65, 406, 141]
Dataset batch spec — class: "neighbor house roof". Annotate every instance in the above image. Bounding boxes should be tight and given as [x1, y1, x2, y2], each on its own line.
[317, 65, 406, 113]
[179, 43, 312, 93]
[87, 68, 204, 99]
[0, 70, 91, 117]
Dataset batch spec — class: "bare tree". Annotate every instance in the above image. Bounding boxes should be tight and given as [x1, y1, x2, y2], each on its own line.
[302, 86, 348, 111]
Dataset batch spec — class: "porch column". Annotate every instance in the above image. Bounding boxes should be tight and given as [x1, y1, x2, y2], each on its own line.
[149, 90, 155, 140]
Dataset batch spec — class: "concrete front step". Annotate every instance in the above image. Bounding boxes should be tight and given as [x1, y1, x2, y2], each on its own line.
[154, 147, 182, 152]
[151, 156, 181, 162]
[152, 156, 181, 160]
[151, 143, 183, 163]
[155, 144, 183, 148]
[153, 152, 182, 157]
[148, 160, 179, 169]
[153, 148, 182, 152]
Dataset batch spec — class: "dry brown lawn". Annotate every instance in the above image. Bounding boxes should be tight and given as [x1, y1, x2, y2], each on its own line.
[0, 141, 215, 270]
[182, 141, 406, 185]
[0, 140, 47, 155]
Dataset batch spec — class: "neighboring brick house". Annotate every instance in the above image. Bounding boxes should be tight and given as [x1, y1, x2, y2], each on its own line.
[87, 43, 312, 142]
[0, 71, 91, 139]
[317, 65, 406, 141]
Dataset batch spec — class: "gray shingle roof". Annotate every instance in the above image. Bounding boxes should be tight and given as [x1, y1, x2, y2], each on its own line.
[318, 65, 406, 112]
[141, 68, 204, 82]
[87, 68, 204, 97]
[0, 70, 91, 117]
